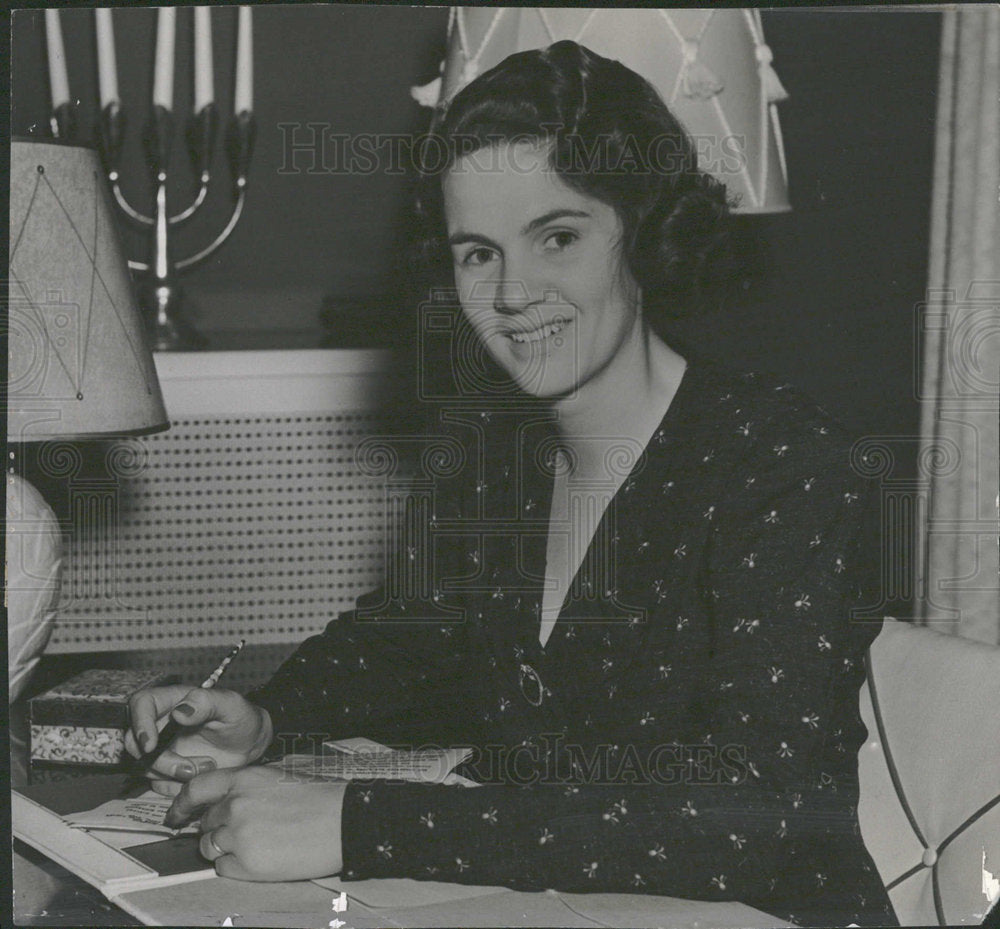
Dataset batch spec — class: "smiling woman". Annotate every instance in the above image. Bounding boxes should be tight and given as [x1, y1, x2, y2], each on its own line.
[127, 40, 898, 928]
[444, 142, 648, 403]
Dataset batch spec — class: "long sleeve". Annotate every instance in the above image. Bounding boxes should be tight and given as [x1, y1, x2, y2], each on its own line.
[246, 423, 482, 752]
[246, 587, 473, 752]
[336, 381, 897, 927]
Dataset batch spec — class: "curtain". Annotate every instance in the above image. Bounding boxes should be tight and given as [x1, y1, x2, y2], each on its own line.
[918, 7, 1000, 644]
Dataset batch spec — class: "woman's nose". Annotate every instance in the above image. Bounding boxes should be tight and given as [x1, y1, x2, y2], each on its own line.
[494, 277, 533, 314]
[493, 255, 544, 314]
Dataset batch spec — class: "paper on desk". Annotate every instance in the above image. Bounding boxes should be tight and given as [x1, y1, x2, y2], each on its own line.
[314, 875, 509, 908]
[272, 738, 479, 786]
[64, 791, 199, 836]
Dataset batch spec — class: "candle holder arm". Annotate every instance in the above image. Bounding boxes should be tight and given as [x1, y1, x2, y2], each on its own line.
[105, 102, 217, 227]
[111, 179, 210, 227]
[174, 188, 247, 270]
[170, 184, 210, 224]
[170, 110, 253, 270]
[125, 186, 238, 274]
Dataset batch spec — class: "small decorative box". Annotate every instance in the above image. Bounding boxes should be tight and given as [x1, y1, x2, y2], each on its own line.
[29, 669, 175, 766]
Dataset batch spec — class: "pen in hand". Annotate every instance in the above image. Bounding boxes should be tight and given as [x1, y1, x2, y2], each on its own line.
[135, 639, 246, 769]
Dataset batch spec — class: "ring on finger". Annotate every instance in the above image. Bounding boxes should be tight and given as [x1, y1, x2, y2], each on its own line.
[206, 831, 226, 860]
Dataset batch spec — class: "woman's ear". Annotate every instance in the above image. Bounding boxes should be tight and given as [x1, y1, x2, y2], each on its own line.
[623, 265, 643, 316]
[612, 245, 643, 314]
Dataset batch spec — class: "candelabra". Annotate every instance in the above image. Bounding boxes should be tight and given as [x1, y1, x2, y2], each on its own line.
[96, 101, 255, 351]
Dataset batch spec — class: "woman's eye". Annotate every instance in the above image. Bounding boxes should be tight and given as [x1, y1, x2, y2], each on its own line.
[542, 230, 578, 252]
[458, 247, 496, 268]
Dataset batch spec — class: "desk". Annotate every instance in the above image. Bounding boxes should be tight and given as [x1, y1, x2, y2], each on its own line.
[12, 840, 791, 929]
[13, 840, 142, 927]
[11, 674, 790, 929]
[12, 793, 791, 927]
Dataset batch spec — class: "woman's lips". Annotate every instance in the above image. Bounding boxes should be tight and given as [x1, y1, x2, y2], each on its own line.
[505, 319, 572, 344]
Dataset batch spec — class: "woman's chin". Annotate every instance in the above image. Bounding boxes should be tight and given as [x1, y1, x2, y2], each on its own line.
[491, 359, 575, 399]
[513, 372, 579, 400]
[490, 344, 579, 398]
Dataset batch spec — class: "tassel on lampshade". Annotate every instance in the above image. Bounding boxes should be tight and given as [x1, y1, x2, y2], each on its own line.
[412, 7, 790, 214]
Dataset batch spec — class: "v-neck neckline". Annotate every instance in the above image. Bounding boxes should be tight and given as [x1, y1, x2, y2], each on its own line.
[530, 357, 702, 655]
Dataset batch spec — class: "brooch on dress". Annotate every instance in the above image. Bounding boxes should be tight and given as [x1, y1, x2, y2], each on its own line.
[519, 663, 544, 707]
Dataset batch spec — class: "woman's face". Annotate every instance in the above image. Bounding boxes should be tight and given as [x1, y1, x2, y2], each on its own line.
[442, 141, 642, 399]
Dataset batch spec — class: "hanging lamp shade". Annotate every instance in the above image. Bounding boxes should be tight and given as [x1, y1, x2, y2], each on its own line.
[414, 7, 790, 214]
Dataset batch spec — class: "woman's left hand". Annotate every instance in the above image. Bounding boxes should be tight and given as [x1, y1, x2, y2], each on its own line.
[165, 766, 347, 881]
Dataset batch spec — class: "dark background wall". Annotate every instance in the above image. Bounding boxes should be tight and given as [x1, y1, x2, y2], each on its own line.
[11, 4, 938, 453]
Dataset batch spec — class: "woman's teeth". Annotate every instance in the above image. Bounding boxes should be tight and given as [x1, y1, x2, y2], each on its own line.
[509, 321, 566, 343]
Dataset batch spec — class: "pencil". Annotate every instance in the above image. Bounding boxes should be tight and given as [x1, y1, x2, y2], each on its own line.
[136, 639, 246, 767]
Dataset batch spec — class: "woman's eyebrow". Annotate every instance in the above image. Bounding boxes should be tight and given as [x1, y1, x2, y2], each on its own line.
[447, 230, 496, 248]
[520, 208, 591, 235]
[448, 209, 592, 248]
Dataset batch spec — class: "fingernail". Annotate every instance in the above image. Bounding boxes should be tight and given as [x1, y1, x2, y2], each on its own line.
[177, 761, 196, 778]
[174, 703, 195, 718]
[138, 732, 150, 752]
[199, 759, 217, 772]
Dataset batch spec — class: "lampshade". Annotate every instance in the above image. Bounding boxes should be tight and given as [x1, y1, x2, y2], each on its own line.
[7, 139, 168, 702]
[8, 139, 169, 441]
[415, 8, 790, 214]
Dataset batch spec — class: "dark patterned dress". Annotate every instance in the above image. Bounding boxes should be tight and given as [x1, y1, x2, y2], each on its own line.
[248, 358, 898, 927]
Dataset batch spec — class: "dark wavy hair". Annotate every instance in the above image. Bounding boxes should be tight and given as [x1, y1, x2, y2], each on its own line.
[414, 39, 735, 323]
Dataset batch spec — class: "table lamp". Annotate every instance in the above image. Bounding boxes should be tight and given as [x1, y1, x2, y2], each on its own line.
[7, 138, 169, 702]
[414, 7, 790, 213]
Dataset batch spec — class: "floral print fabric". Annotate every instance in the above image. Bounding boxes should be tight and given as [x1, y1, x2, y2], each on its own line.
[249, 359, 898, 927]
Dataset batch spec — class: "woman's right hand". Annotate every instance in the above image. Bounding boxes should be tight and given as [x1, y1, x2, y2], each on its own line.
[125, 685, 273, 790]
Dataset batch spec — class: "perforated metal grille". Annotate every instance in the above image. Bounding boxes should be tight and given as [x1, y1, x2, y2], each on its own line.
[50, 411, 394, 653]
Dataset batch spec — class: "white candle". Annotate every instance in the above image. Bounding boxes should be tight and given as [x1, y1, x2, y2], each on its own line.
[95, 9, 119, 109]
[234, 6, 253, 114]
[193, 7, 214, 112]
[44, 10, 71, 109]
[152, 7, 176, 111]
